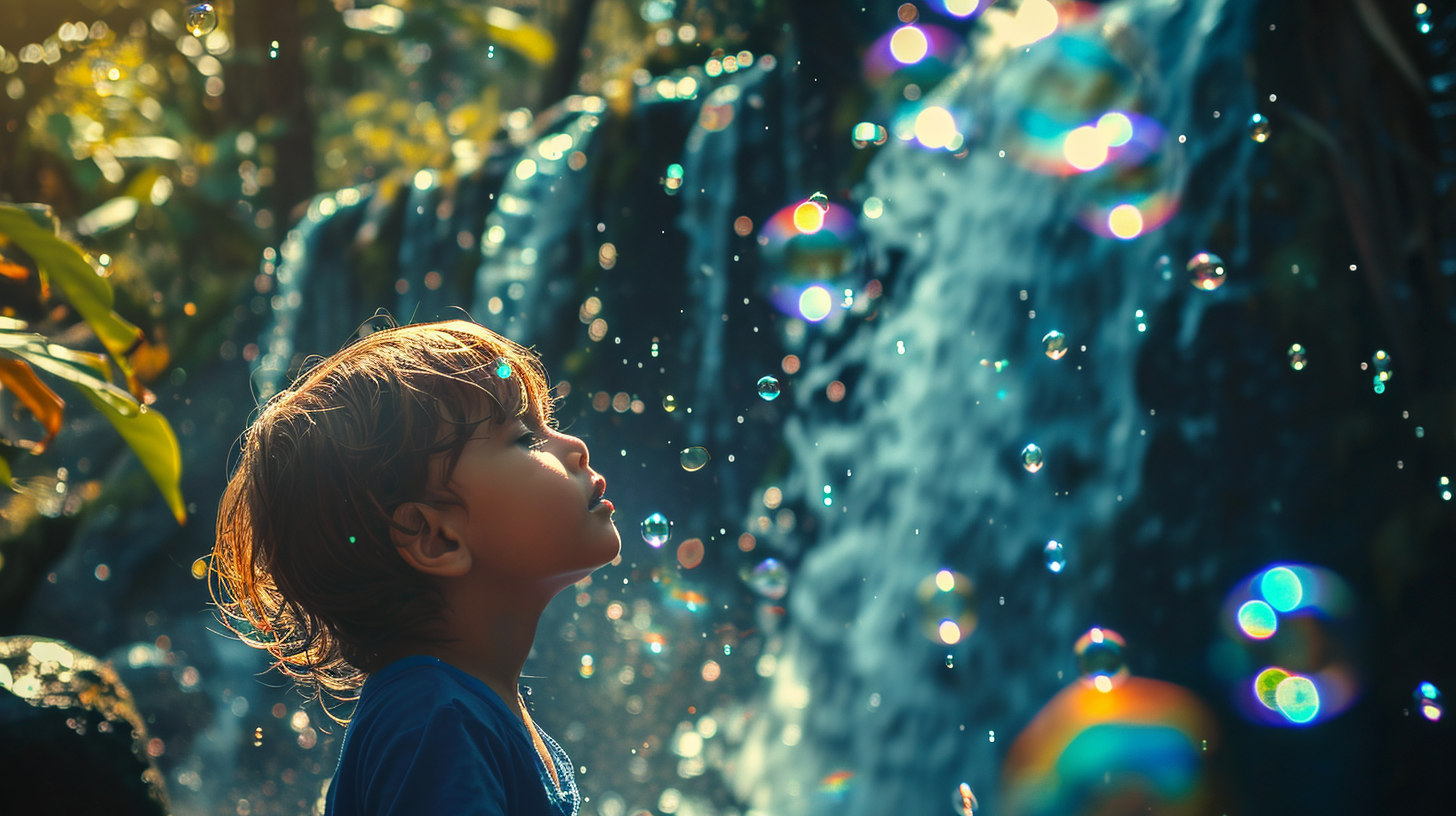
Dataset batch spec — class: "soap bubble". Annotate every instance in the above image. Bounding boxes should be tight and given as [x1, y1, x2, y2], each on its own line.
[1248, 112, 1271, 143]
[1288, 343, 1307, 370]
[1371, 349, 1392, 382]
[1042, 330, 1069, 360]
[757, 376, 781, 400]
[662, 395, 677, 412]
[759, 199, 863, 320]
[952, 782, 978, 816]
[1274, 675, 1319, 723]
[1237, 600, 1278, 639]
[862, 23, 964, 108]
[1074, 627, 1128, 691]
[1416, 682, 1443, 721]
[679, 447, 710, 472]
[185, 3, 219, 37]
[917, 570, 977, 644]
[1044, 540, 1066, 573]
[1187, 252, 1226, 291]
[1021, 443, 1044, 473]
[1440, 476, 1451, 501]
[747, 558, 790, 599]
[851, 122, 889, 148]
[640, 513, 671, 548]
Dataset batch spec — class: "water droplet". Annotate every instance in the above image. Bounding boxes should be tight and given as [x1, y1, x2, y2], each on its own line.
[640, 512, 671, 548]
[1248, 112, 1271, 143]
[1043, 540, 1065, 573]
[1187, 252, 1227, 291]
[1416, 681, 1443, 721]
[1042, 330, 1068, 360]
[944, 654, 954, 668]
[851, 122, 889, 148]
[1372, 349, 1392, 382]
[185, 3, 219, 37]
[1074, 627, 1128, 690]
[1288, 343, 1307, 370]
[917, 570, 977, 644]
[747, 558, 790, 599]
[662, 395, 677, 412]
[1021, 443, 1044, 473]
[680, 447, 710, 471]
[757, 376, 781, 401]
[952, 782, 978, 816]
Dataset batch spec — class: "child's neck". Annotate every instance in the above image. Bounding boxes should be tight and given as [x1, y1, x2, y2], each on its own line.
[426, 592, 547, 723]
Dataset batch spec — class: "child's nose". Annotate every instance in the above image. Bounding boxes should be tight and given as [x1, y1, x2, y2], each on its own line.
[556, 433, 590, 471]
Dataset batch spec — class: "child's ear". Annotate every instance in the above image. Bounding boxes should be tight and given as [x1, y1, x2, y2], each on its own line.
[390, 502, 471, 578]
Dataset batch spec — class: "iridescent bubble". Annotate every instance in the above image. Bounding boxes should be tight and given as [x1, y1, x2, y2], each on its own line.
[1259, 566, 1303, 612]
[1237, 600, 1278, 639]
[917, 570, 977, 644]
[1372, 349, 1392, 382]
[640, 512, 671, 548]
[1274, 675, 1320, 723]
[1187, 252, 1227, 291]
[185, 3, 219, 37]
[1021, 443, 1044, 473]
[1043, 540, 1066, 573]
[1253, 667, 1290, 710]
[1248, 112, 1271, 143]
[1042, 330, 1068, 360]
[759, 199, 863, 320]
[952, 782, 978, 816]
[757, 376, 781, 401]
[1288, 343, 1307, 371]
[851, 122, 889, 148]
[1074, 627, 1128, 691]
[1416, 681, 1443, 721]
[680, 447, 710, 472]
[662, 394, 677, 412]
[747, 558, 790, 599]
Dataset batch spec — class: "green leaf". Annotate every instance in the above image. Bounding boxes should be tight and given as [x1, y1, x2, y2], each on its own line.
[0, 203, 144, 373]
[0, 451, 11, 488]
[1, 335, 185, 524]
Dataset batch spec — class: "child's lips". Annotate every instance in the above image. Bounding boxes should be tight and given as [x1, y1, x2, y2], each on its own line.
[591, 498, 614, 514]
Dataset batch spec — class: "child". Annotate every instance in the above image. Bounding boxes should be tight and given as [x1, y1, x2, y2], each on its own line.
[211, 320, 621, 816]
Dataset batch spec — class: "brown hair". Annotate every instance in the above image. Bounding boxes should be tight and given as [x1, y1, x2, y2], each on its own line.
[210, 319, 556, 719]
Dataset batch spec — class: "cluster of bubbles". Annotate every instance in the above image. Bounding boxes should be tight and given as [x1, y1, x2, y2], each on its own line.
[1215, 564, 1361, 726]
[1415, 681, 1443, 721]
[917, 570, 978, 645]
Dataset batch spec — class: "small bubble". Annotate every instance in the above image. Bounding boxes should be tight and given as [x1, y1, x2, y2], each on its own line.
[640, 513, 671, 548]
[185, 3, 219, 37]
[851, 122, 889, 148]
[191, 558, 208, 579]
[945, 654, 954, 668]
[1187, 252, 1227, 291]
[662, 395, 677, 412]
[494, 360, 513, 378]
[1156, 254, 1173, 280]
[1371, 350, 1392, 382]
[1042, 330, 1068, 360]
[680, 447, 710, 472]
[1248, 112, 1271, 143]
[1440, 476, 1451, 501]
[1288, 343, 1307, 370]
[757, 376, 781, 401]
[1075, 627, 1128, 690]
[1021, 443, 1044, 473]
[747, 558, 790, 599]
[1043, 540, 1065, 573]
[1416, 681, 1443, 721]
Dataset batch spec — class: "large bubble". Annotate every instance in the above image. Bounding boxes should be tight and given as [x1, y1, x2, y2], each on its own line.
[758, 198, 865, 321]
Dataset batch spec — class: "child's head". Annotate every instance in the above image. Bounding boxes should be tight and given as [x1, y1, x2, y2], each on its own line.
[211, 319, 612, 706]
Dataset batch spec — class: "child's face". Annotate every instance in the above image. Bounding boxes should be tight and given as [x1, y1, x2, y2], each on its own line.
[437, 415, 621, 592]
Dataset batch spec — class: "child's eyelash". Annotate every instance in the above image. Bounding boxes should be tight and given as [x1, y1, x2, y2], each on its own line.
[516, 431, 546, 450]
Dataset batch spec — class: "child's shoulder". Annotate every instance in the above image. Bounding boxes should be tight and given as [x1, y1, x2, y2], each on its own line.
[352, 656, 515, 739]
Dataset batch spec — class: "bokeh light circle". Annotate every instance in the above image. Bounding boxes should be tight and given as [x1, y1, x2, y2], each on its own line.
[917, 570, 977, 645]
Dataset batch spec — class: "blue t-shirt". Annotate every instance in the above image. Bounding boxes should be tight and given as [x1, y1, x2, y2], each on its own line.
[325, 656, 579, 816]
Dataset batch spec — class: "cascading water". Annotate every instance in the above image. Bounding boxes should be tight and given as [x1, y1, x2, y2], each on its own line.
[724, 2, 1260, 813]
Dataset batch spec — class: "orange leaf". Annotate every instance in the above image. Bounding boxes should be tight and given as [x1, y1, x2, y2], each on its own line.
[0, 258, 31, 281]
[0, 357, 66, 454]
